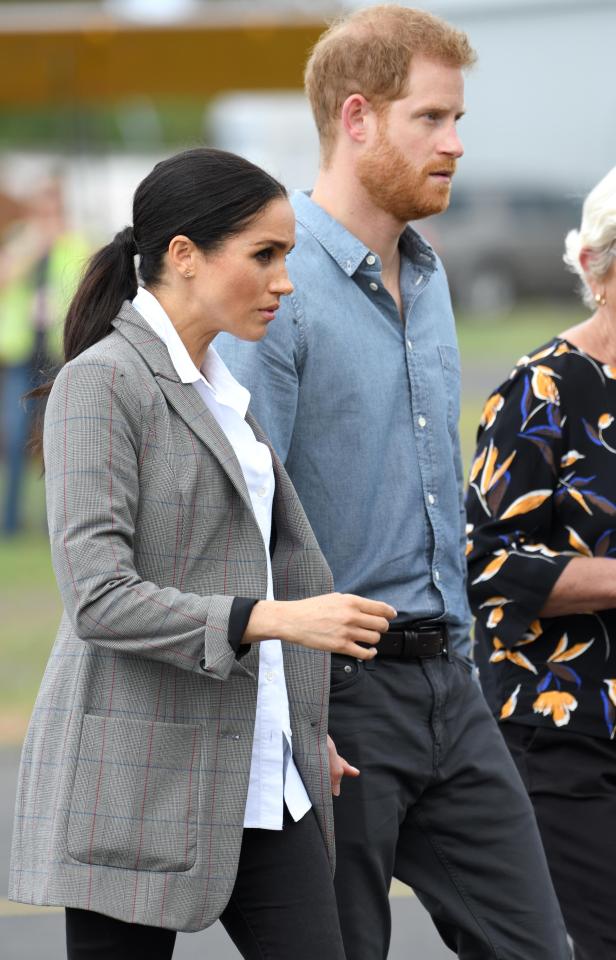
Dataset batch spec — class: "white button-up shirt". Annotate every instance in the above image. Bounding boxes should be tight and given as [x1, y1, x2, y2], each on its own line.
[132, 287, 311, 830]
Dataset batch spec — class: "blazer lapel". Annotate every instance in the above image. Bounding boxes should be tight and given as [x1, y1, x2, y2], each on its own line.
[112, 301, 254, 516]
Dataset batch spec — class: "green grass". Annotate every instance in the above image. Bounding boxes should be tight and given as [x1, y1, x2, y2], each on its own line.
[456, 300, 584, 469]
[0, 303, 586, 735]
[0, 534, 60, 736]
[456, 301, 582, 360]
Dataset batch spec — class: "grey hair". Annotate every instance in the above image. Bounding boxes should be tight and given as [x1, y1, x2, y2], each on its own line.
[563, 166, 616, 309]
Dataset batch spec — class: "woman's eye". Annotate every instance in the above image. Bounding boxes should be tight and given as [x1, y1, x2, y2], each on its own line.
[256, 248, 273, 262]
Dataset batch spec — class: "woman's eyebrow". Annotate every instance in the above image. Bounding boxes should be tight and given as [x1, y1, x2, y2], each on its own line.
[250, 238, 294, 250]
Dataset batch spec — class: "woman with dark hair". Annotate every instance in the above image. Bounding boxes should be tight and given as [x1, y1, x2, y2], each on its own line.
[8, 147, 395, 960]
[466, 166, 616, 960]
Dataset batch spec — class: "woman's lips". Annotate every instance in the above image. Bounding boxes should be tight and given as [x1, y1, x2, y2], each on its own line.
[258, 304, 279, 321]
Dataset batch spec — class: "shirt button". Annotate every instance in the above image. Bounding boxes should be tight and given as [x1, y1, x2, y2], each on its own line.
[266, 670, 274, 682]
[406, 339, 413, 350]
[366, 254, 376, 265]
[415, 275, 423, 286]
[418, 415, 427, 428]
[369, 281, 379, 292]
[257, 486, 267, 498]
[434, 569, 440, 581]
[428, 493, 435, 505]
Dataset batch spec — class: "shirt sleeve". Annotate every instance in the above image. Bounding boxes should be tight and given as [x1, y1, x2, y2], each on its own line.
[215, 294, 304, 464]
[228, 597, 258, 659]
[466, 361, 573, 649]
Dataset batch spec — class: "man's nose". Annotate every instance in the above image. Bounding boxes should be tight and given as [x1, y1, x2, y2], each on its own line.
[441, 124, 464, 159]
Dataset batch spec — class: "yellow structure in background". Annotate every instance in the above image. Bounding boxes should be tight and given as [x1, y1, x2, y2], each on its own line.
[0, 6, 330, 106]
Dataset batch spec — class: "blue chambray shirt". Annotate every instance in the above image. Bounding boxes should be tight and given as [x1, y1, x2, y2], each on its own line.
[217, 191, 472, 653]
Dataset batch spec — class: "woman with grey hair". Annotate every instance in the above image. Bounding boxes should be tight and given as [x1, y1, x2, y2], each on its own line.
[466, 166, 616, 960]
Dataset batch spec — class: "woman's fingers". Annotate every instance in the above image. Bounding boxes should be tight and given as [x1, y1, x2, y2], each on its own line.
[343, 642, 378, 661]
[327, 734, 360, 796]
[328, 627, 380, 657]
[350, 613, 394, 636]
[246, 592, 398, 654]
[346, 595, 397, 620]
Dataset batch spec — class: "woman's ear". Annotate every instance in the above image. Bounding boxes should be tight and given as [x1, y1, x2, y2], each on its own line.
[167, 235, 196, 279]
[579, 247, 594, 277]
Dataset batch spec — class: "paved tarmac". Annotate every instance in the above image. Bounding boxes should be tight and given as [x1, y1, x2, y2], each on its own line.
[0, 746, 456, 959]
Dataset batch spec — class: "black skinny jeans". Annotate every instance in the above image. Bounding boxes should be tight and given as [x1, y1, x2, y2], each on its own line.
[66, 808, 345, 960]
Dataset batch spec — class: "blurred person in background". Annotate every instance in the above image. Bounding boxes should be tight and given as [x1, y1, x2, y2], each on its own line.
[218, 6, 569, 959]
[0, 177, 87, 535]
[466, 166, 616, 960]
[8, 147, 396, 960]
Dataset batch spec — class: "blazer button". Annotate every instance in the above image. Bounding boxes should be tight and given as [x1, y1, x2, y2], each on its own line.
[310, 720, 318, 727]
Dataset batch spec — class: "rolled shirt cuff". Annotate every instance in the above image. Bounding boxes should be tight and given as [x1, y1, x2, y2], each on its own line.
[228, 597, 259, 660]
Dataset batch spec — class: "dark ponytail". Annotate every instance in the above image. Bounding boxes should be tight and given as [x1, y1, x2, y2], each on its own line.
[28, 225, 138, 418]
[63, 225, 138, 364]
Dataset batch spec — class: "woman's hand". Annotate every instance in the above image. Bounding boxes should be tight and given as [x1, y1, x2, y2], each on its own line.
[327, 734, 359, 797]
[243, 592, 397, 660]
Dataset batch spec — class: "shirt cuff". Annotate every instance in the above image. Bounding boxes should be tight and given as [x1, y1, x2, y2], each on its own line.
[228, 597, 259, 660]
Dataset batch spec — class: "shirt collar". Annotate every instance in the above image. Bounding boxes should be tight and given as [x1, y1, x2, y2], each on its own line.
[292, 190, 436, 277]
[132, 287, 250, 419]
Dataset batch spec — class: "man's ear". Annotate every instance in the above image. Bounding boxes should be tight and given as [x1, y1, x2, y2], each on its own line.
[340, 93, 373, 146]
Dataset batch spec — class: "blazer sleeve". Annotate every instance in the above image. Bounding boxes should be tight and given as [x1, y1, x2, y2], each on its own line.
[44, 355, 248, 681]
[466, 364, 573, 649]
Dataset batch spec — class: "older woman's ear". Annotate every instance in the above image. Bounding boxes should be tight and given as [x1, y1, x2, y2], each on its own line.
[579, 247, 594, 276]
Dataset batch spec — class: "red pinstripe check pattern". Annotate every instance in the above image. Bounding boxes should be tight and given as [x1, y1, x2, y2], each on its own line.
[8, 303, 335, 932]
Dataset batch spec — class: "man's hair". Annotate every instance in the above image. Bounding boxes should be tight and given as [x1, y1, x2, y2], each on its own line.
[305, 5, 476, 165]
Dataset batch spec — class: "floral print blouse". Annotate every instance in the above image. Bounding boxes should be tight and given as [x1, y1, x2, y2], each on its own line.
[466, 337, 616, 739]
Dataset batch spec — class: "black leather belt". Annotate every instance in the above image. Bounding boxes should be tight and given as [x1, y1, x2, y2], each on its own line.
[369, 621, 448, 659]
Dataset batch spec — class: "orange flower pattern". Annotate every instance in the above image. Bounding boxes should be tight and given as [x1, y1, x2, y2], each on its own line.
[466, 338, 616, 738]
[533, 691, 577, 727]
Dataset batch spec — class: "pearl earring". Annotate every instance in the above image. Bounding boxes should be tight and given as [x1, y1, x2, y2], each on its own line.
[594, 291, 607, 306]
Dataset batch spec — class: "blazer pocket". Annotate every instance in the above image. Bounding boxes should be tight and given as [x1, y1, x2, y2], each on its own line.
[68, 714, 201, 873]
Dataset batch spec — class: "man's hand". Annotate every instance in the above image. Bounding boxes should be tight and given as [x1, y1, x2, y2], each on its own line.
[327, 734, 360, 797]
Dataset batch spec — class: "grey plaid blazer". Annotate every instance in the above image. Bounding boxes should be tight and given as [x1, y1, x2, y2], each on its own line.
[9, 302, 335, 932]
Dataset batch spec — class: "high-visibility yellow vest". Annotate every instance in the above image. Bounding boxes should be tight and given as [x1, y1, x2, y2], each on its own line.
[0, 232, 89, 365]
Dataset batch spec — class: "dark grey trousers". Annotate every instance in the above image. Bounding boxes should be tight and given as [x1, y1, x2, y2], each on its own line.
[328, 651, 571, 960]
[503, 722, 616, 960]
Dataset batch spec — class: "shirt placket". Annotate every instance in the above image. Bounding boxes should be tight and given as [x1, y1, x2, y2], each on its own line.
[402, 264, 446, 607]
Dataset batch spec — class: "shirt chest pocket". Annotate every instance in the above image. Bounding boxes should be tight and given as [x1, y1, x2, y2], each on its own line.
[438, 345, 462, 436]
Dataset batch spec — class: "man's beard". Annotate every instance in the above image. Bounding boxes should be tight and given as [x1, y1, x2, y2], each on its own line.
[357, 129, 455, 223]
